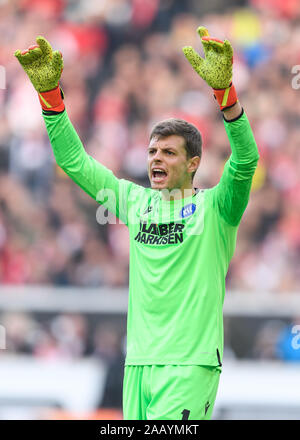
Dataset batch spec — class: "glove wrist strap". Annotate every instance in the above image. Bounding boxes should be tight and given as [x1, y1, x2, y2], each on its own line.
[213, 82, 238, 111]
[38, 84, 65, 112]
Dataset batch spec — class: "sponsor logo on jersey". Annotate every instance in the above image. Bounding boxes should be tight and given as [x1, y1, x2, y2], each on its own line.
[143, 205, 153, 215]
[134, 221, 185, 245]
[180, 203, 196, 218]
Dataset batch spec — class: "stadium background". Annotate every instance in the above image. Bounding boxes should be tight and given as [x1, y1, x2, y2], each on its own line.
[0, 0, 300, 419]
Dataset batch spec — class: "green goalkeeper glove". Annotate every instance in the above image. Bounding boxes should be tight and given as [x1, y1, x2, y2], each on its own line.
[14, 36, 65, 112]
[183, 26, 238, 111]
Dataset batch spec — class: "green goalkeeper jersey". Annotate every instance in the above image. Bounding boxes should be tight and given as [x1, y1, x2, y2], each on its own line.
[43, 109, 259, 367]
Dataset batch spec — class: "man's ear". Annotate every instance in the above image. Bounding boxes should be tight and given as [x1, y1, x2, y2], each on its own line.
[188, 156, 201, 175]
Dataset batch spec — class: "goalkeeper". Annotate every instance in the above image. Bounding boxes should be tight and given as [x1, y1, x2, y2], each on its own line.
[15, 27, 259, 420]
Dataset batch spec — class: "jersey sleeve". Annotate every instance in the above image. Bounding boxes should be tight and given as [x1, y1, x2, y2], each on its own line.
[212, 110, 260, 226]
[43, 110, 136, 225]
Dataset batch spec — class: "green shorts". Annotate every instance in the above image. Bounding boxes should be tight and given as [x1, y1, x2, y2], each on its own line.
[123, 364, 221, 420]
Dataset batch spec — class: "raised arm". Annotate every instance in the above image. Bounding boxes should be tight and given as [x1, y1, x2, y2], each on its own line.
[183, 26, 259, 226]
[43, 110, 134, 224]
[214, 109, 259, 226]
[14, 36, 134, 224]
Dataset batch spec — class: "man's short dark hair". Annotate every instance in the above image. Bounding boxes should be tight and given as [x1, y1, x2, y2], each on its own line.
[149, 118, 202, 179]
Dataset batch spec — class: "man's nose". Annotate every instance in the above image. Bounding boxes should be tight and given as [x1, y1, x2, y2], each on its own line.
[153, 149, 162, 160]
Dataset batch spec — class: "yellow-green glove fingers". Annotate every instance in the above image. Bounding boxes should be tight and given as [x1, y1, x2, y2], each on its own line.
[223, 40, 233, 59]
[184, 25, 237, 107]
[197, 26, 209, 39]
[52, 50, 63, 72]
[182, 46, 204, 75]
[36, 36, 52, 59]
[14, 47, 42, 65]
[14, 49, 24, 63]
[203, 39, 224, 53]
[202, 39, 233, 60]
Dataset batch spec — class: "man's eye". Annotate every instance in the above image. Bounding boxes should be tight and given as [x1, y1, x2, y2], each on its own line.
[166, 151, 174, 155]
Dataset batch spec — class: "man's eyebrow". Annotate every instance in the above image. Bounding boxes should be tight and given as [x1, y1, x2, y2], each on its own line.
[147, 145, 177, 150]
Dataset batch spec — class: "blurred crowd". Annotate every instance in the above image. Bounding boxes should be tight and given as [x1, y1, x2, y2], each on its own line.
[0, 310, 126, 408]
[0, 0, 299, 293]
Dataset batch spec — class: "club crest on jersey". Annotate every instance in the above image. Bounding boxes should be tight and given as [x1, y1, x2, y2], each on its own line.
[180, 203, 196, 218]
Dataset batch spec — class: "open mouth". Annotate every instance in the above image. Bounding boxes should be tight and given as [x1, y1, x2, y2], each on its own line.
[152, 169, 168, 183]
